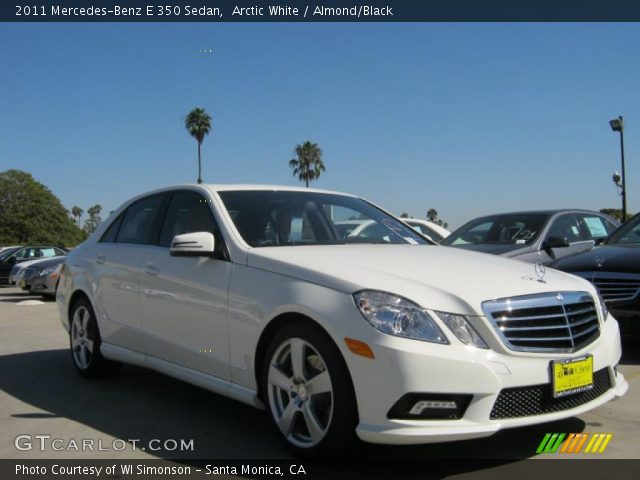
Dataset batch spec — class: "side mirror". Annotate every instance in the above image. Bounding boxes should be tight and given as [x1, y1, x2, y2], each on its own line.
[544, 236, 570, 250]
[170, 232, 216, 257]
[595, 237, 608, 246]
[7, 256, 17, 265]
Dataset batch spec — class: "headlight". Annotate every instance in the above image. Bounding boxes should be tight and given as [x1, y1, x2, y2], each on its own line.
[435, 312, 488, 349]
[353, 290, 449, 344]
[39, 266, 57, 277]
[596, 290, 608, 321]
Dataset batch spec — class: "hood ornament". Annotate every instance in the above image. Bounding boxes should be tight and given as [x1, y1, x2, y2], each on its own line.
[522, 263, 547, 283]
[535, 263, 546, 283]
[595, 257, 605, 268]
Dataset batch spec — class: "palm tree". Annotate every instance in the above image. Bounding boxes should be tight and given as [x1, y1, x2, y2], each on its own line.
[185, 108, 212, 184]
[84, 204, 102, 234]
[427, 208, 438, 222]
[288, 141, 325, 188]
[71, 206, 83, 226]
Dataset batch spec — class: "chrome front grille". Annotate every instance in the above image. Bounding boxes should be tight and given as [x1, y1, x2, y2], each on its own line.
[592, 273, 640, 304]
[23, 268, 36, 280]
[482, 291, 600, 353]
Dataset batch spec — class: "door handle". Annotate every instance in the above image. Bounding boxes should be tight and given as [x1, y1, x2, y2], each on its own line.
[145, 263, 159, 276]
[96, 254, 105, 265]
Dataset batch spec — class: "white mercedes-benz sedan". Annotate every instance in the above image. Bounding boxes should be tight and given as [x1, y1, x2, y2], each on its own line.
[56, 185, 628, 456]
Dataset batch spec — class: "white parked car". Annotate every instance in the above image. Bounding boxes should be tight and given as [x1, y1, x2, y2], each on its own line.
[403, 218, 451, 243]
[57, 185, 627, 456]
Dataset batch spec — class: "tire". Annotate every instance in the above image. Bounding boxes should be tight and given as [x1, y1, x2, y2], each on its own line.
[261, 323, 358, 457]
[69, 298, 121, 378]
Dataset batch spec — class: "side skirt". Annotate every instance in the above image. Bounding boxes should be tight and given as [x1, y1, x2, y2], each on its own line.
[100, 343, 265, 410]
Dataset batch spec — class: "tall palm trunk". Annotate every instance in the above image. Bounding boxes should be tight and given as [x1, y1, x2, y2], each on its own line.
[197, 141, 202, 184]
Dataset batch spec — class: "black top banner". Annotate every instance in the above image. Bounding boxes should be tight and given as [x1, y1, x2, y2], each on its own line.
[4, 0, 640, 22]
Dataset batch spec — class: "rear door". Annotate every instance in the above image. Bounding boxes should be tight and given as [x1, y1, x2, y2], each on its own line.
[139, 190, 232, 379]
[93, 193, 167, 352]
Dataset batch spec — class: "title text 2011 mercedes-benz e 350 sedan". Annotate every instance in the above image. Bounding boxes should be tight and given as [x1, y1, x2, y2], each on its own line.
[57, 185, 628, 456]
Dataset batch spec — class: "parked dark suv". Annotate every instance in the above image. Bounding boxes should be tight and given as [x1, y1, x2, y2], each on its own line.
[550, 213, 640, 335]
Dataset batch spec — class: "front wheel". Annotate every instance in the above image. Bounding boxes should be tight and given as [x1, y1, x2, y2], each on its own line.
[262, 323, 358, 457]
[69, 298, 121, 378]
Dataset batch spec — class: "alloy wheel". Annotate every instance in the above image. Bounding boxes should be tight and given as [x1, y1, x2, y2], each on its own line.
[71, 306, 94, 370]
[267, 337, 334, 448]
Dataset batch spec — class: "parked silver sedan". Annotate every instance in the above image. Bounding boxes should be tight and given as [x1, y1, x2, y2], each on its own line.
[25, 257, 65, 298]
[442, 209, 619, 264]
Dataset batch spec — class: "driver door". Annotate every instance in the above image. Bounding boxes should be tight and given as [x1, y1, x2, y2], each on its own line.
[139, 190, 232, 380]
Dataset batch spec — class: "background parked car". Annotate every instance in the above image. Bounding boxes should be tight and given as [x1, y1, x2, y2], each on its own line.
[403, 218, 450, 243]
[442, 209, 619, 264]
[4, 246, 67, 286]
[550, 213, 640, 335]
[26, 257, 65, 298]
[0, 245, 21, 253]
[0, 247, 23, 284]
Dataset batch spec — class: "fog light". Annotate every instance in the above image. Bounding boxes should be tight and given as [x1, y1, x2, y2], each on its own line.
[409, 400, 457, 415]
[387, 393, 472, 420]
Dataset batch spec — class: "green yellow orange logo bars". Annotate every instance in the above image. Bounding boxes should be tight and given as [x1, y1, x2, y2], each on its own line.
[537, 433, 613, 454]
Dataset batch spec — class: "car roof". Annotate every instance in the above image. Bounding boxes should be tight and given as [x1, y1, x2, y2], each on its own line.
[473, 209, 608, 218]
[122, 184, 359, 208]
[203, 183, 351, 195]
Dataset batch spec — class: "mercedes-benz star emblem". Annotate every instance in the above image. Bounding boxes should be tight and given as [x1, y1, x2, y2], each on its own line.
[535, 263, 546, 283]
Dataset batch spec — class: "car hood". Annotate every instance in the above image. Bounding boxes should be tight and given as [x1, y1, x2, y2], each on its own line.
[550, 244, 640, 274]
[247, 244, 593, 316]
[27, 256, 65, 271]
[447, 243, 527, 256]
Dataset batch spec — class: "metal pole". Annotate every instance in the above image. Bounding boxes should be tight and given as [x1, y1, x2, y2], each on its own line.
[619, 116, 627, 223]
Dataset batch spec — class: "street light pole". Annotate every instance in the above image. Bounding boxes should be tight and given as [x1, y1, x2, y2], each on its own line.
[610, 116, 627, 223]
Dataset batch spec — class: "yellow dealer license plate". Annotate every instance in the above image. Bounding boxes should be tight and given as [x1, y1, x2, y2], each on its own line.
[551, 355, 594, 398]
[19, 280, 26, 288]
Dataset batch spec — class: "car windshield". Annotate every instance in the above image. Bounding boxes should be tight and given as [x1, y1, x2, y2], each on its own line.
[0, 248, 19, 261]
[607, 214, 640, 245]
[217, 190, 429, 247]
[442, 213, 549, 246]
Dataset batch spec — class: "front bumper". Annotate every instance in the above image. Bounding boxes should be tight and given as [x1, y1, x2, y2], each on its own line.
[344, 313, 627, 445]
[29, 277, 55, 294]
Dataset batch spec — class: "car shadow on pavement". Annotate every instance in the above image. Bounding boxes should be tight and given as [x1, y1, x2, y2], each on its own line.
[0, 349, 592, 470]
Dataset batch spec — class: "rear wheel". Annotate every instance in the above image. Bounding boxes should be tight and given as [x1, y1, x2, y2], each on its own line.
[262, 323, 357, 457]
[70, 298, 121, 378]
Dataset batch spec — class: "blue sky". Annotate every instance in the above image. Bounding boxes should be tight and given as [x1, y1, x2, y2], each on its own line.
[1, 23, 638, 229]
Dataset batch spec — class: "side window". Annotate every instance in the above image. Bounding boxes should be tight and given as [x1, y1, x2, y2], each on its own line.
[41, 248, 56, 258]
[546, 215, 588, 243]
[578, 215, 614, 240]
[54, 248, 67, 256]
[116, 195, 165, 245]
[18, 248, 36, 259]
[158, 191, 220, 248]
[100, 214, 124, 243]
